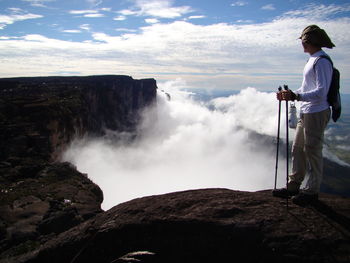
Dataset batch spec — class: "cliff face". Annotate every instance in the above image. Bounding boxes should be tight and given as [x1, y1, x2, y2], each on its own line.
[0, 75, 157, 161]
[0, 75, 157, 260]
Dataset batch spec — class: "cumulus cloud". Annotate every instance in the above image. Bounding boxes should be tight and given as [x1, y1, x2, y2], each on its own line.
[63, 81, 288, 210]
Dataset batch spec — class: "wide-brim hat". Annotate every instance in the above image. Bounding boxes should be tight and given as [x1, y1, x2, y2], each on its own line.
[299, 25, 335, 49]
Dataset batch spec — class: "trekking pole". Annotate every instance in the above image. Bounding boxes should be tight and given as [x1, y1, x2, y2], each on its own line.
[284, 84, 289, 209]
[274, 86, 282, 190]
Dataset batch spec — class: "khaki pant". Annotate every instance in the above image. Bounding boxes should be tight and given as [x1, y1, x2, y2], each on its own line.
[289, 108, 330, 194]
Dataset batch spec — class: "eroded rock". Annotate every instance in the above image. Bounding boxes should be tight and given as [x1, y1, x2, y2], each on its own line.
[7, 189, 349, 263]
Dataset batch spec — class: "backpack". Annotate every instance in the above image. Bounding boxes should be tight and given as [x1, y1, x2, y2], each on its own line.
[313, 55, 341, 122]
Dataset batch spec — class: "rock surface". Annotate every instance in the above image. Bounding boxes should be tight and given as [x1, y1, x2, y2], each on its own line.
[5, 188, 350, 263]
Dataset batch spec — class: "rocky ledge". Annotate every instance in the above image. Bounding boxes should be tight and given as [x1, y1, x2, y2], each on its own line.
[5, 188, 350, 263]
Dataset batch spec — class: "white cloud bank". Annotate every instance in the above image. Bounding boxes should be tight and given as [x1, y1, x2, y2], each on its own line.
[63, 81, 292, 210]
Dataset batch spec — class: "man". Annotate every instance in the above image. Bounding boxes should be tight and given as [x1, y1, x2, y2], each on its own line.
[273, 25, 335, 205]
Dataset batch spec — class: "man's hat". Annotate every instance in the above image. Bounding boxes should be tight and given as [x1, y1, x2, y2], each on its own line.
[299, 25, 335, 49]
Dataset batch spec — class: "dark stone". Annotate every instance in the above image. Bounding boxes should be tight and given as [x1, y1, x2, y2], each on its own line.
[5, 189, 349, 263]
[37, 200, 82, 235]
[0, 75, 157, 161]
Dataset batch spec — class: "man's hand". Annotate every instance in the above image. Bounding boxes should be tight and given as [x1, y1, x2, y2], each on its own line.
[276, 90, 297, 101]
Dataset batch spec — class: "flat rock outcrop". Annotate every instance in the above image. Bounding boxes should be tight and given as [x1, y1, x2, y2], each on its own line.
[6, 188, 350, 263]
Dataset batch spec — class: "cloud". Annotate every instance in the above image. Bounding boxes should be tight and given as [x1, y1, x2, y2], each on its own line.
[236, 19, 254, 23]
[0, 9, 43, 29]
[0, 3, 349, 92]
[145, 18, 159, 24]
[187, 15, 206, 20]
[118, 0, 193, 19]
[21, 0, 55, 8]
[63, 83, 287, 210]
[69, 10, 98, 15]
[283, 3, 350, 19]
[119, 9, 138, 16]
[231, 1, 248, 7]
[87, 0, 102, 7]
[80, 24, 91, 31]
[62, 29, 82, 33]
[261, 4, 276, 11]
[115, 28, 137, 32]
[84, 13, 104, 18]
[69, 10, 104, 18]
[114, 15, 126, 21]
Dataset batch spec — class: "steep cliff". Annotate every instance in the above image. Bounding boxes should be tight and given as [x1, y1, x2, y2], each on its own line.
[0, 75, 157, 161]
[0, 75, 157, 260]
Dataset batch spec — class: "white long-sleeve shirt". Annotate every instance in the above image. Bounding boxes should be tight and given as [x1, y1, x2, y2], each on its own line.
[296, 50, 333, 114]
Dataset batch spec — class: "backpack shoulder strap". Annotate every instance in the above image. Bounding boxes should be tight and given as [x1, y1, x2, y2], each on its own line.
[313, 54, 333, 69]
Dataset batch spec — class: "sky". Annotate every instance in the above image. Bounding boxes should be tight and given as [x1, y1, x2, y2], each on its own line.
[1, 0, 350, 92]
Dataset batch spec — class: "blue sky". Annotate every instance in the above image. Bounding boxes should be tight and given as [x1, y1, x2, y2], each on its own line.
[1, 0, 350, 92]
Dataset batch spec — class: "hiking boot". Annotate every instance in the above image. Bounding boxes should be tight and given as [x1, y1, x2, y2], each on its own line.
[272, 188, 299, 198]
[292, 192, 318, 206]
